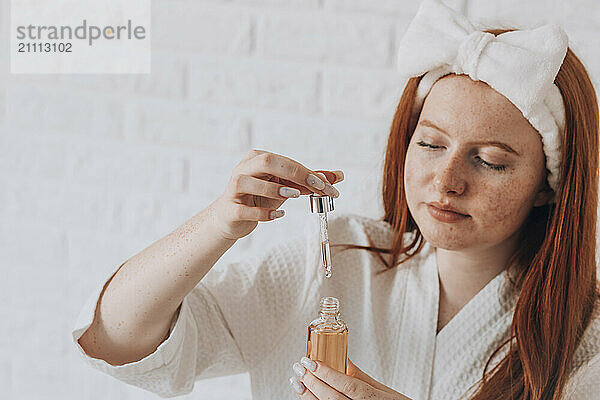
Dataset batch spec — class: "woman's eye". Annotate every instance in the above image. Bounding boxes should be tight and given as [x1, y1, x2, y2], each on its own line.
[474, 156, 506, 171]
[416, 140, 441, 150]
[415, 140, 507, 172]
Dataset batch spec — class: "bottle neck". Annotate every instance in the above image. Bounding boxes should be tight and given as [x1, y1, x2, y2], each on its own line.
[319, 311, 340, 321]
[319, 297, 341, 320]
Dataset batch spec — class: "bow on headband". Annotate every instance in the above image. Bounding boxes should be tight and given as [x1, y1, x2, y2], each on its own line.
[397, 0, 568, 200]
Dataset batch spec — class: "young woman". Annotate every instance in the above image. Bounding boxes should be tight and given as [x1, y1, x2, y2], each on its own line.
[72, 2, 600, 399]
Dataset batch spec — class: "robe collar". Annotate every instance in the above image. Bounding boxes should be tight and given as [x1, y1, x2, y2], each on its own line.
[393, 240, 518, 400]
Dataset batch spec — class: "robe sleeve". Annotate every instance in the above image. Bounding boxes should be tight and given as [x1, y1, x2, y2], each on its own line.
[562, 352, 600, 399]
[71, 226, 317, 398]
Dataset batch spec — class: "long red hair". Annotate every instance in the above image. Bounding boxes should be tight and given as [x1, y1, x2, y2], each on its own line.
[332, 28, 600, 399]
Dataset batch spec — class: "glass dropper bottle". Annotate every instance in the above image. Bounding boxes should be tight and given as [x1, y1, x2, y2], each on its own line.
[306, 296, 348, 374]
[309, 194, 334, 278]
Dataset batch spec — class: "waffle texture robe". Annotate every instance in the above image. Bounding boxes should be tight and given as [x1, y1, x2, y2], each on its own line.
[71, 214, 600, 399]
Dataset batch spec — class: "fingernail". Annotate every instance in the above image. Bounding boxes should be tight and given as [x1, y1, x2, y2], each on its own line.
[292, 362, 306, 379]
[313, 173, 339, 197]
[270, 210, 285, 219]
[301, 356, 317, 371]
[315, 172, 328, 182]
[279, 187, 300, 198]
[324, 184, 339, 198]
[307, 174, 326, 190]
[333, 170, 344, 181]
[289, 376, 305, 394]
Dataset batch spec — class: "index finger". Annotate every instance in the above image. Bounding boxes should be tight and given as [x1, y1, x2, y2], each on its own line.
[313, 170, 344, 184]
[246, 152, 331, 195]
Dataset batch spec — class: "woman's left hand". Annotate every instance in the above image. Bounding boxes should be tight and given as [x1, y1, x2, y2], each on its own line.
[290, 357, 412, 400]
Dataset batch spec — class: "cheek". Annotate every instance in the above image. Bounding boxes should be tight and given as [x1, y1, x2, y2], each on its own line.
[404, 146, 423, 188]
[475, 174, 538, 226]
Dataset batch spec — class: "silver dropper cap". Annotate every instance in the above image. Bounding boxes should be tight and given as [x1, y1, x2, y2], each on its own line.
[309, 194, 334, 213]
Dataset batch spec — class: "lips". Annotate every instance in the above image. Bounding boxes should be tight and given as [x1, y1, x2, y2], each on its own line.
[427, 202, 469, 216]
[427, 204, 470, 222]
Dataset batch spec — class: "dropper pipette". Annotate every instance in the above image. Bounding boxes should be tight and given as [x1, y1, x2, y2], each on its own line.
[309, 194, 335, 278]
[318, 212, 332, 278]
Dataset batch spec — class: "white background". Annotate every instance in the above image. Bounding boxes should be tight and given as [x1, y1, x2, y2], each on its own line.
[1, 0, 599, 399]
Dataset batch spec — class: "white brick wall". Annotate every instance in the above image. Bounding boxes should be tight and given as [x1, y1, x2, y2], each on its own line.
[1, 0, 598, 399]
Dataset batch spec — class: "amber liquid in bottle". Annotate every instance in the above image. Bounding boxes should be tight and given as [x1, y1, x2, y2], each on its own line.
[306, 297, 348, 374]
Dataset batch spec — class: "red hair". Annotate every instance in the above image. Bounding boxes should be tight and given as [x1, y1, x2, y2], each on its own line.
[332, 28, 600, 399]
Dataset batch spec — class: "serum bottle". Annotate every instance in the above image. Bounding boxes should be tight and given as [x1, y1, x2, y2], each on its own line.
[306, 296, 349, 374]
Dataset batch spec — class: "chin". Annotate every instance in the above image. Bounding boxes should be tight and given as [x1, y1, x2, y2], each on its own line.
[418, 222, 475, 250]
[423, 235, 472, 251]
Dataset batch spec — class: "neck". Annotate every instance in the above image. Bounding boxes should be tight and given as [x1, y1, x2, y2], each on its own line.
[435, 233, 519, 332]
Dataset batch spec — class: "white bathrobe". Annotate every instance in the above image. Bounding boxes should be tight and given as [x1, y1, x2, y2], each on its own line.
[71, 213, 600, 399]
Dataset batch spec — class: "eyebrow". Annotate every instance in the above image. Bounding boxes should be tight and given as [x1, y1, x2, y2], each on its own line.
[418, 119, 521, 156]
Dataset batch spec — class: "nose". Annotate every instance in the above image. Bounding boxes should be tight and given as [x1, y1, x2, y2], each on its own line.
[433, 153, 467, 196]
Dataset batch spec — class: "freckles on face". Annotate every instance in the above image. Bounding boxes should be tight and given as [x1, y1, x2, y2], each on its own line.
[472, 171, 538, 234]
[403, 74, 547, 249]
[405, 145, 541, 249]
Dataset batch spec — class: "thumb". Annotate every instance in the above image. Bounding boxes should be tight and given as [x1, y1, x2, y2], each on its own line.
[346, 358, 388, 392]
[346, 359, 387, 390]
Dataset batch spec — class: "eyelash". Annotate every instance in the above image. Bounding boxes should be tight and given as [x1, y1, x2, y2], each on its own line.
[416, 141, 507, 171]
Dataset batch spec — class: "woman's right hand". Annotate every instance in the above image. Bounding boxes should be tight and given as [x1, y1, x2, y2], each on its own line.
[208, 149, 344, 241]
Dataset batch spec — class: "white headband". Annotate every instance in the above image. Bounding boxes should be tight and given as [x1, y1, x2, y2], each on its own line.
[397, 0, 568, 201]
